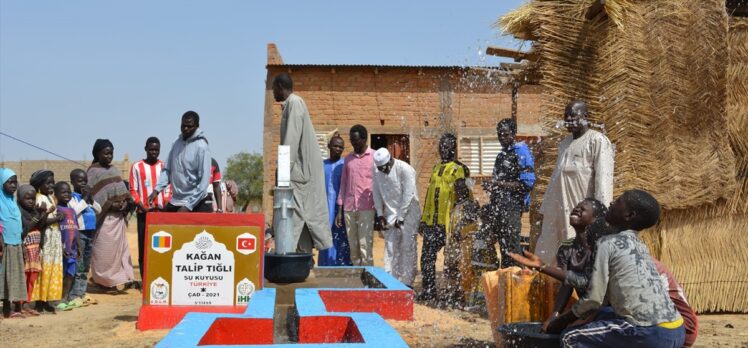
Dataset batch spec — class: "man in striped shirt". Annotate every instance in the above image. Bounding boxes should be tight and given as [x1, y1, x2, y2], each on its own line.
[130, 137, 171, 279]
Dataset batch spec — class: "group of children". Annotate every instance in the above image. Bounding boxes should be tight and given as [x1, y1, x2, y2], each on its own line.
[508, 191, 698, 347]
[432, 164, 698, 346]
[1, 168, 100, 319]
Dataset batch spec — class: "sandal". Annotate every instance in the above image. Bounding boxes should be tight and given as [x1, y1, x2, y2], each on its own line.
[56, 302, 73, 311]
[67, 298, 83, 309]
[43, 302, 57, 314]
[127, 281, 142, 291]
[8, 312, 25, 319]
[22, 307, 41, 316]
[74, 297, 90, 307]
[83, 295, 98, 305]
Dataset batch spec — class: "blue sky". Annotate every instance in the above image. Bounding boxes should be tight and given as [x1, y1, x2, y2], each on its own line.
[0, 0, 526, 168]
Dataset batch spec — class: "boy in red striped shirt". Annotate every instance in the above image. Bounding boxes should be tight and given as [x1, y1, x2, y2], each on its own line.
[129, 137, 171, 280]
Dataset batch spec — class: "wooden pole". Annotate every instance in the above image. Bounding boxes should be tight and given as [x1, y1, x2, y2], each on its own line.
[511, 81, 519, 122]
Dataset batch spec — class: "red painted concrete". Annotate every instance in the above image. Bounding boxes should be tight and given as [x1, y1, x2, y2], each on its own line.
[198, 318, 275, 345]
[146, 212, 264, 227]
[318, 290, 414, 320]
[137, 305, 248, 331]
[298, 316, 365, 344]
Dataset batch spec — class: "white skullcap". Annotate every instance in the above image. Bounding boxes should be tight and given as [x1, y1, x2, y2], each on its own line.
[373, 148, 391, 167]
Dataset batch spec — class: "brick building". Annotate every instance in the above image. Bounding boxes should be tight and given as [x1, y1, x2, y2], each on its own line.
[262, 44, 546, 221]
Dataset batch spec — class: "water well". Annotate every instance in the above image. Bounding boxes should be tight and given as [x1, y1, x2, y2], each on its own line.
[157, 266, 412, 347]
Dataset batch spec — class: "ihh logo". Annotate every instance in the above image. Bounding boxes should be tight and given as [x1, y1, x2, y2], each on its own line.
[236, 278, 255, 305]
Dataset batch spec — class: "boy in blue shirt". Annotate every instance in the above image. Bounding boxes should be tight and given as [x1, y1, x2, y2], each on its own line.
[480, 118, 535, 268]
[67, 169, 100, 306]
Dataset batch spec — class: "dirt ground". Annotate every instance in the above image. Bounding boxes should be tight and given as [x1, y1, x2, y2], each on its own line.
[1, 225, 747, 347]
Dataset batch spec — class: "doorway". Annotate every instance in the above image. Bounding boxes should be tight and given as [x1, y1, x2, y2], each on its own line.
[370, 134, 410, 164]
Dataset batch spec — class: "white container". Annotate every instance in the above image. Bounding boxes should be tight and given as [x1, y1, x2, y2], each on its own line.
[277, 145, 290, 187]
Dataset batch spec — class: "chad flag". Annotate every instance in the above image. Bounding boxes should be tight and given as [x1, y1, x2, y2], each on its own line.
[153, 235, 171, 249]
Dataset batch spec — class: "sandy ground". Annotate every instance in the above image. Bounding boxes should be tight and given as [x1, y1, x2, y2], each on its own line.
[1, 224, 747, 347]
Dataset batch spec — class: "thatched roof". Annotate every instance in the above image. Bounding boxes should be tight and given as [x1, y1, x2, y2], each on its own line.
[505, 0, 747, 313]
[726, 18, 748, 213]
[502, 0, 737, 211]
[496, 2, 537, 40]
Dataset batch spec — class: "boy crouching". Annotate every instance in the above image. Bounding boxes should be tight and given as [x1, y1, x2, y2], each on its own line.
[546, 189, 685, 348]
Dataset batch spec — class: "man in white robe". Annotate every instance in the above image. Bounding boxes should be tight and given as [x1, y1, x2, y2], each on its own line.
[372, 148, 420, 287]
[535, 100, 614, 264]
[273, 73, 333, 253]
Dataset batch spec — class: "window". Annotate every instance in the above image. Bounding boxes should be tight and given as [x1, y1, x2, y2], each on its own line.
[371, 134, 410, 163]
[458, 136, 503, 176]
[315, 129, 342, 159]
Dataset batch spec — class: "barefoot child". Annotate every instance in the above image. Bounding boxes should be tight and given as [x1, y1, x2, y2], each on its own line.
[30, 170, 64, 313]
[509, 198, 608, 325]
[1, 169, 28, 318]
[444, 178, 479, 307]
[546, 190, 685, 347]
[515, 211, 699, 346]
[464, 205, 501, 311]
[54, 182, 80, 310]
[17, 184, 45, 316]
[68, 169, 100, 306]
[471, 205, 499, 273]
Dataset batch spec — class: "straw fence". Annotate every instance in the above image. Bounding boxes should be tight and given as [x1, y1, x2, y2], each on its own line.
[501, 0, 747, 312]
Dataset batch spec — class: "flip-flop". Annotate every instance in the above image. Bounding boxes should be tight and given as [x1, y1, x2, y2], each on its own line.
[67, 298, 83, 309]
[22, 308, 41, 316]
[75, 297, 90, 307]
[55, 302, 73, 311]
[8, 312, 25, 319]
[83, 295, 98, 305]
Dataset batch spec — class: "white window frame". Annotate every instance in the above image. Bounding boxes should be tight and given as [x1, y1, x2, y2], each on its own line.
[458, 136, 503, 177]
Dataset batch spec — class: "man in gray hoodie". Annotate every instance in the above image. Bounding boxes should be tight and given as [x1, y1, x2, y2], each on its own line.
[149, 111, 213, 212]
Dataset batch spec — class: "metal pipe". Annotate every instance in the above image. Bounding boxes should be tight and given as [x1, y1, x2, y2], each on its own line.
[272, 186, 296, 254]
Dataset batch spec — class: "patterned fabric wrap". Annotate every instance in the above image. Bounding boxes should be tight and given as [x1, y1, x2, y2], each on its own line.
[87, 163, 130, 219]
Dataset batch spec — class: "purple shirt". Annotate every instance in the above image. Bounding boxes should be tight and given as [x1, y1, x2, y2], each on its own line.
[336, 148, 375, 211]
[57, 205, 79, 260]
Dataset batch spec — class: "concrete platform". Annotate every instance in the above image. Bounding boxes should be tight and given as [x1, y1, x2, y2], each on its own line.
[156, 266, 412, 347]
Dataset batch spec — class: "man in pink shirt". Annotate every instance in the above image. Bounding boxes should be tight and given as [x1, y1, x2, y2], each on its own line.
[335, 125, 375, 266]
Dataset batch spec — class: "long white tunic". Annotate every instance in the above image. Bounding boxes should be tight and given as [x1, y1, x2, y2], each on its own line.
[280, 93, 333, 251]
[372, 159, 419, 227]
[535, 129, 614, 264]
[372, 159, 420, 286]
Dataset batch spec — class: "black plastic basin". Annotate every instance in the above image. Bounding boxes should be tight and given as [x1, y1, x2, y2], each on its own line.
[497, 322, 560, 348]
[264, 252, 314, 283]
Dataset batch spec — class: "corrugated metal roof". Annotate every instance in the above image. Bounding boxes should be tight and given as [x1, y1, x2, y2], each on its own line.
[266, 63, 509, 71]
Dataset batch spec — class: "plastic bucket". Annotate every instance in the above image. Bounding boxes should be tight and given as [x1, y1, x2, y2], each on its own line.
[264, 252, 314, 283]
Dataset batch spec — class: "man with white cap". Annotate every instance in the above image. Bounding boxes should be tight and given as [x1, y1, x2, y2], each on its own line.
[372, 148, 420, 287]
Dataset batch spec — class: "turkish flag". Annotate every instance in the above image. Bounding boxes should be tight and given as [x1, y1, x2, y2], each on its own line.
[238, 237, 256, 252]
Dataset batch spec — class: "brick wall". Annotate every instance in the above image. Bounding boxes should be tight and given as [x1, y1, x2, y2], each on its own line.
[262, 65, 547, 227]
